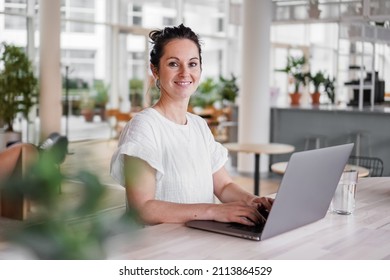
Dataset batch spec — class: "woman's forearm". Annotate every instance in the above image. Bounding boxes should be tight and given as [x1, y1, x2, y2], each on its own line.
[216, 182, 255, 204]
[136, 200, 217, 225]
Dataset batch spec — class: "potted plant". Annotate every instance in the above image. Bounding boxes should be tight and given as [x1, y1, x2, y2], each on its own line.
[0, 42, 38, 146]
[308, 70, 325, 105]
[79, 91, 95, 122]
[324, 75, 336, 104]
[92, 79, 109, 121]
[275, 55, 307, 105]
[129, 78, 143, 110]
[217, 74, 239, 106]
[189, 77, 218, 114]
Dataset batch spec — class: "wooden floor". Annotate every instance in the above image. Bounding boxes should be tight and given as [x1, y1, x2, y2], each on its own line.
[62, 139, 282, 209]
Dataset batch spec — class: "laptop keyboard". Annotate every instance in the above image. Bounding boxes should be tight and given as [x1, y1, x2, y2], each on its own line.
[228, 222, 265, 233]
[227, 206, 269, 233]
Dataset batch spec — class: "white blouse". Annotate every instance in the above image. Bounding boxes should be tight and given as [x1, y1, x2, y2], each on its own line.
[110, 108, 228, 204]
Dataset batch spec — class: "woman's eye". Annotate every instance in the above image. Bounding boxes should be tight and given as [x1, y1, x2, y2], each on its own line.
[189, 62, 198, 67]
[168, 62, 178, 67]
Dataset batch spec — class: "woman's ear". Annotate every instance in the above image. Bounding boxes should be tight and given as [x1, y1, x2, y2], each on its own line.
[150, 64, 158, 79]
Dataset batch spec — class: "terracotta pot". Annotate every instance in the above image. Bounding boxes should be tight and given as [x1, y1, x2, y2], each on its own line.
[81, 109, 94, 122]
[289, 93, 301, 106]
[311, 92, 321, 105]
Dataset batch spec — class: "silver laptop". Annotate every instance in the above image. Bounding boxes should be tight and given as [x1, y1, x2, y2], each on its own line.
[185, 143, 354, 241]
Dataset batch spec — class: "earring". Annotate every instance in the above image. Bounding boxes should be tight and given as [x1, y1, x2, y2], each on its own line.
[155, 79, 160, 90]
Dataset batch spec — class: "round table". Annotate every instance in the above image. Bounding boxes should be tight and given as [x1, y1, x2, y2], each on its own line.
[223, 142, 295, 196]
[271, 161, 370, 177]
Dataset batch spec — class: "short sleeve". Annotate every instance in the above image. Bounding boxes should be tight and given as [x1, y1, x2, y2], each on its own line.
[210, 137, 228, 173]
[198, 116, 228, 173]
[110, 114, 164, 186]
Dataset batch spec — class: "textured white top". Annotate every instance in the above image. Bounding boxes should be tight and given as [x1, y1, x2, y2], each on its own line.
[110, 108, 228, 204]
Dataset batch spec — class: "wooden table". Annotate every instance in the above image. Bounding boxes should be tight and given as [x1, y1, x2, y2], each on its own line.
[111, 177, 390, 260]
[223, 142, 295, 196]
[271, 161, 370, 178]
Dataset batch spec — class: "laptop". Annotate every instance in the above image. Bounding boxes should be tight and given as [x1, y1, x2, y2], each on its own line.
[185, 143, 354, 241]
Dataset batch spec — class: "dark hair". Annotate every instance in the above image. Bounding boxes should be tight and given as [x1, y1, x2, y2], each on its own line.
[149, 24, 202, 72]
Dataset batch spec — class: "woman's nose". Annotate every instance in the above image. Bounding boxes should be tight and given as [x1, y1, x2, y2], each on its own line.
[178, 65, 189, 76]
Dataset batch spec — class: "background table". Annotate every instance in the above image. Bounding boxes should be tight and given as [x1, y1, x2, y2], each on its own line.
[111, 177, 390, 260]
[223, 142, 295, 195]
[271, 161, 370, 177]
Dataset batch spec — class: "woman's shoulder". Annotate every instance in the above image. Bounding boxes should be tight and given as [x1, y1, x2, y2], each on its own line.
[187, 111, 207, 125]
[130, 107, 159, 125]
[120, 108, 157, 136]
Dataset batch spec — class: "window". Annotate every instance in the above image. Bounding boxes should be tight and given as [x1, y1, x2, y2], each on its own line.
[162, 17, 175, 26]
[131, 4, 142, 26]
[4, 0, 27, 30]
[61, 0, 95, 33]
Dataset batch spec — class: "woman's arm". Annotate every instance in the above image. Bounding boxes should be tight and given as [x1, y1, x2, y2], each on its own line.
[124, 156, 264, 225]
[213, 166, 274, 210]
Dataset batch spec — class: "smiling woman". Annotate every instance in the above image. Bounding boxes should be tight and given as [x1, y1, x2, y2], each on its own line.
[110, 24, 273, 227]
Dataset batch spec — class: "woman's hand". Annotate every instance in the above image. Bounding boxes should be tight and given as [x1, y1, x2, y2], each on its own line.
[249, 196, 274, 211]
[210, 201, 265, 226]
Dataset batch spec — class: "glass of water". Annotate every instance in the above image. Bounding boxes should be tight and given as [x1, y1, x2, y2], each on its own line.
[330, 170, 358, 215]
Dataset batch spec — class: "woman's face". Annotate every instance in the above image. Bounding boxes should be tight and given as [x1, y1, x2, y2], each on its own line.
[154, 38, 201, 100]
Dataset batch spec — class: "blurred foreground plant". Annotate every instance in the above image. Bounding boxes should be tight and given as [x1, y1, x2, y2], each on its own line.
[0, 146, 140, 259]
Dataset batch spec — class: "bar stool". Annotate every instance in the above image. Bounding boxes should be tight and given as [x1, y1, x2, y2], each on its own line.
[271, 135, 327, 175]
[347, 131, 371, 157]
[304, 135, 327, 150]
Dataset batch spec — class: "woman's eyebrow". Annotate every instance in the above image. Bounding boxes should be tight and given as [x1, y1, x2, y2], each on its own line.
[166, 56, 199, 60]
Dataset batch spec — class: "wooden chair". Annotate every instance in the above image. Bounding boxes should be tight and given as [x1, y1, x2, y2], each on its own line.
[0, 143, 39, 220]
[107, 109, 133, 138]
[105, 109, 133, 138]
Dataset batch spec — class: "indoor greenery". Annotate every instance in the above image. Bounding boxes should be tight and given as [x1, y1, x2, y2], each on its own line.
[129, 78, 143, 108]
[189, 74, 239, 109]
[0, 42, 38, 132]
[190, 77, 218, 108]
[308, 70, 326, 93]
[0, 144, 140, 259]
[217, 74, 239, 104]
[275, 55, 307, 93]
[324, 75, 336, 104]
[93, 79, 109, 106]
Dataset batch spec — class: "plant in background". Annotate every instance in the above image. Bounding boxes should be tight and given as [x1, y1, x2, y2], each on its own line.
[0, 145, 140, 259]
[217, 74, 239, 105]
[309, 70, 326, 93]
[93, 79, 109, 106]
[324, 75, 336, 104]
[129, 78, 143, 108]
[91, 80, 109, 121]
[190, 77, 218, 108]
[0, 42, 38, 132]
[275, 55, 307, 94]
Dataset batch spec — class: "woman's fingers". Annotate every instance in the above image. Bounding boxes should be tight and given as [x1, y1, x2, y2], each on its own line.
[215, 203, 265, 225]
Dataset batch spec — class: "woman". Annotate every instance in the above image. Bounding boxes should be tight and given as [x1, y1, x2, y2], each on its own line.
[110, 24, 272, 226]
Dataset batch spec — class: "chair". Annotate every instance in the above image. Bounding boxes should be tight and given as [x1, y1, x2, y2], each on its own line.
[38, 132, 69, 193]
[348, 155, 384, 177]
[347, 131, 372, 157]
[304, 134, 327, 150]
[105, 109, 133, 138]
[271, 135, 327, 175]
[0, 143, 39, 220]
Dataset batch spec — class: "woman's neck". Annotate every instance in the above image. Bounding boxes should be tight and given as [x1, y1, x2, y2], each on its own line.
[153, 100, 188, 125]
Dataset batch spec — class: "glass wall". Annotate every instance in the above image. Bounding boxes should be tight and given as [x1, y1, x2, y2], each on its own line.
[0, 0, 238, 139]
[3, 0, 389, 140]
